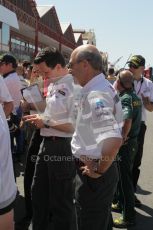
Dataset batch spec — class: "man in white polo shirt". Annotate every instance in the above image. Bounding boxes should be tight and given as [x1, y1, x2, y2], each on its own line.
[0, 54, 22, 162]
[0, 54, 22, 113]
[69, 44, 123, 230]
[127, 55, 153, 206]
[0, 77, 17, 230]
[23, 47, 76, 230]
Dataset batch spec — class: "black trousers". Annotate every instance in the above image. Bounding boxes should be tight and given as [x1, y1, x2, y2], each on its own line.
[24, 129, 43, 220]
[32, 137, 76, 230]
[117, 138, 138, 221]
[132, 123, 147, 191]
[75, 161, 118, 230]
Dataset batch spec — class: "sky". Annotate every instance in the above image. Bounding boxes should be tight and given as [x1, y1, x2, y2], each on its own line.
[36, 0, 153, 68]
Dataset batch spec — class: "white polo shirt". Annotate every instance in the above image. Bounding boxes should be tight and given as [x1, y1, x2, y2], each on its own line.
[0, 77, 17, 209]
[4, 71, 22, 113]
[40, 74, 76, 137]
[71, 73, 123, 159]
[72, 83, 82, 123]
[134, 77, 153, 122]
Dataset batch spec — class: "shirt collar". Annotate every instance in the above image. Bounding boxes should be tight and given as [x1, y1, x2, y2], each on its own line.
[119, 89, 133, 96]
[3, 70, 16, 78]
[82, 73, 106, 93]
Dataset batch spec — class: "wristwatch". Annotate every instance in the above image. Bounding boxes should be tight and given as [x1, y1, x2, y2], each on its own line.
[43, 119, 50, 128]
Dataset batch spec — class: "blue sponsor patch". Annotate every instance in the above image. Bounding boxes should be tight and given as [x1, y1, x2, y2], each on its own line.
[95, 99, 105, 110]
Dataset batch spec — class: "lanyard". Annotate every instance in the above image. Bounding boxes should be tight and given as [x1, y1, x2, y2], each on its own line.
[136, 77, 143, 95]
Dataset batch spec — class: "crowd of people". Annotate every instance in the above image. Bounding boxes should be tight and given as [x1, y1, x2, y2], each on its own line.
[0, 45, 153, 230]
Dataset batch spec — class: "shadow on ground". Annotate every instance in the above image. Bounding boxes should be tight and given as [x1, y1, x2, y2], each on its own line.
[136, 185, 152, 196]
[127, 207, 153, 230]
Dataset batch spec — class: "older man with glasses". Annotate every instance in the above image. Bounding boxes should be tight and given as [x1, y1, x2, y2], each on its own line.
[69, 44, 123, 230]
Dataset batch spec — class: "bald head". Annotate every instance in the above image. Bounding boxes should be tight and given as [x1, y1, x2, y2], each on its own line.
[118, 70, 134, 89]
[71, 44, 103, 72]
[75, 44, 99, 53]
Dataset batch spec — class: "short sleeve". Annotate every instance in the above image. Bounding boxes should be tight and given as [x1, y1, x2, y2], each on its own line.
[149, 81, 153, 102]
[85, 91, 121, 143]
[0, 77, 13, 103]
[121, 95, 133, 120]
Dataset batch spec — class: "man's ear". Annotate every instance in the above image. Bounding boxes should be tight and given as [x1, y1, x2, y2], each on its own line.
[82, 59, 90, 69]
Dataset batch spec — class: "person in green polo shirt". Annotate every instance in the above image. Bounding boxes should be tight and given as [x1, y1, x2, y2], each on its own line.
[113, 69, 142, 228]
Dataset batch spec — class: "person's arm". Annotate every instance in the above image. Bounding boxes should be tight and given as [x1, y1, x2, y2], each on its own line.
[95, 137, 122, 174]
[23, 114, 74, 133]
[0, 77, 13, 117]
[80, 137, 122, 178]
[3, 101, 13, 118]
[50, 123, 74, 133]
[119, 95, 133, 142]
[121, 119, 132, 142]
[141, 94, 153, 111]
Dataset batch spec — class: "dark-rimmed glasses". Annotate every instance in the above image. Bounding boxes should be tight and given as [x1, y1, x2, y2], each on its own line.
[67, 59, 84, 69]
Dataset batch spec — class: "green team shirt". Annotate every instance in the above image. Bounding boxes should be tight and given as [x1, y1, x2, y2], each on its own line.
[119, 89, 142, 138]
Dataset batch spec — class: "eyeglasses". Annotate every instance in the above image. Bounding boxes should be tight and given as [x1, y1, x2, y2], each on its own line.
[67, 61, 77, 69]
[129, 63, 140, 69]
[67, 60, 84, 69]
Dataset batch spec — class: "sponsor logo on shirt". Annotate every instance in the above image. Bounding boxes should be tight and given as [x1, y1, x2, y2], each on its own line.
[95, 99, 105, 110]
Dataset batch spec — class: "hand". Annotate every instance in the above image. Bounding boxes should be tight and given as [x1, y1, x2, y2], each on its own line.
[141, 93, 150, 105]
[23, 114, 44, 128]
[80, 155, 102, 178]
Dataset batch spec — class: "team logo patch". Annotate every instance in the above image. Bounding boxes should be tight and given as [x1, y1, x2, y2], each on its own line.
[95, 99, 105, 110]
[58, 89, 66, 96]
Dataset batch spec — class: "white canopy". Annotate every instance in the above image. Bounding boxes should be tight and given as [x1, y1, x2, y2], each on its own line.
[0, 5, 19, 29]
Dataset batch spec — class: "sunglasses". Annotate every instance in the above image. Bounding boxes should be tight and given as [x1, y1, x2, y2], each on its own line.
[129, 63, 140, 69]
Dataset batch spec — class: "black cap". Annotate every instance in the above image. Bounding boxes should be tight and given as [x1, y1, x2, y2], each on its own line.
[0, 54, 17, 68]
[127, 55, 145, 68]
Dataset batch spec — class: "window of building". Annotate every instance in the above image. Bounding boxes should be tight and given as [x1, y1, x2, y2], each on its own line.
[0, 22, 2, 47]
[2, 23, 10, 45]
